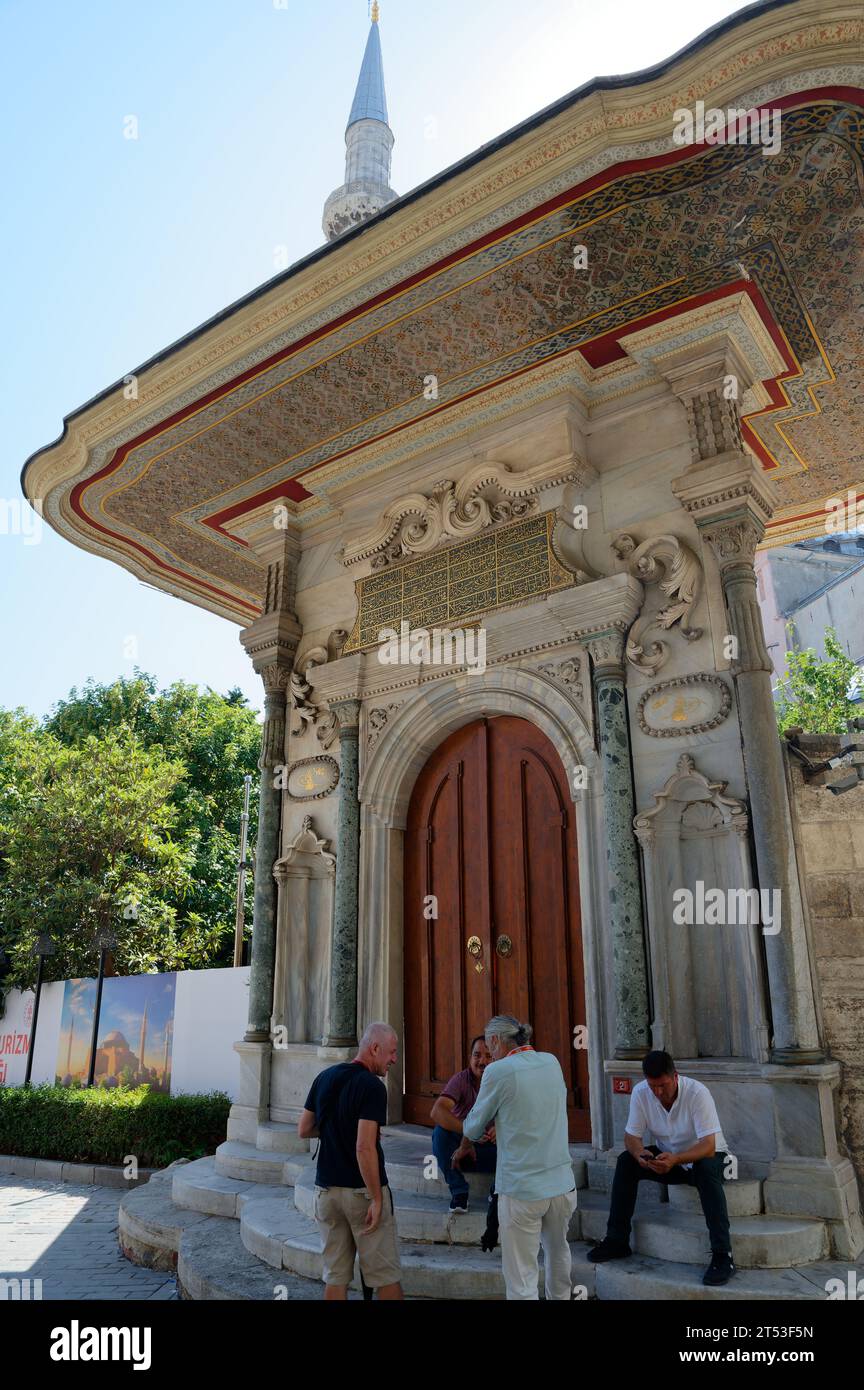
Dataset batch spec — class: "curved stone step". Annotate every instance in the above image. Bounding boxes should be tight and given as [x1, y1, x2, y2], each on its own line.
[173, 1156, 251, 1217]
[583, 1248, 854, 1300]
[579, 1192, 827, 1268]
[256, 1122, 311, 1155]
[668, 1177, 762, 1218]
[292, 1169, 493, 1245]
[215, 1141, 287, 1184]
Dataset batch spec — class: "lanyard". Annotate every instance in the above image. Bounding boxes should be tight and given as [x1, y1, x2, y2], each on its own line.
[506, 1045, 534, 1056]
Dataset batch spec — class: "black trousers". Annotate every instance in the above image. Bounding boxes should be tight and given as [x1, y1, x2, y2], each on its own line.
[606, 1146, 731, 1255]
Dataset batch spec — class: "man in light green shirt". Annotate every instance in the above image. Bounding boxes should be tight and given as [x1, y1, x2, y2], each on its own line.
[455, 1014, 577, 1300]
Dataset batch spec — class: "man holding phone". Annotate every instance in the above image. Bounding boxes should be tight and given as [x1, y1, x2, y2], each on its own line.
[587, 1050, 734, 1286]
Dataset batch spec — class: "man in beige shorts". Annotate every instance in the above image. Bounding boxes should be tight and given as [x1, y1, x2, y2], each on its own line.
[298, 1022, 403, 1300]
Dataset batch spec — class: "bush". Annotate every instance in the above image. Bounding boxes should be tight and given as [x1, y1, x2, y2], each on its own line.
[0, 1085, 230, 1169]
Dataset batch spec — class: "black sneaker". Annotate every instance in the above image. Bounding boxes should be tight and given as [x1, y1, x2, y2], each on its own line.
[587, 1237, 632, 1263]
[449, 1193, 469, 1213]
[703, 1252, 735, 1286]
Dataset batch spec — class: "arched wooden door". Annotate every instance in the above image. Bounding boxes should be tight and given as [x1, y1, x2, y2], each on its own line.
[404, 715, 590, 1141]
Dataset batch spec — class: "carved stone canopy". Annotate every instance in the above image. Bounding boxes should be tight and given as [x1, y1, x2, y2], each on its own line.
[341, 458, 584, 569]
[634, 753, 748, 841]
[273, 815, 335, 881]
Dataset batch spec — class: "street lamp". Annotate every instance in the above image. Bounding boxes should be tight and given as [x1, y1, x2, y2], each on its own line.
[24, 934, 55, 1087]
[85, 929, 117, 1089]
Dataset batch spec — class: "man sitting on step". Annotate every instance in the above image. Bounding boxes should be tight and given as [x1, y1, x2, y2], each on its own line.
[587, 1050, 735, 1287]
[430, 1036, 497, 1213]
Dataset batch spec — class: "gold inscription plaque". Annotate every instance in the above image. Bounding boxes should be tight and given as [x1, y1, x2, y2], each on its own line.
[344, 512, 572, 653]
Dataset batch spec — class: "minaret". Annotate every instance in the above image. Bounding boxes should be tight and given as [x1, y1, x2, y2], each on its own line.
[322, 3, 398, 241]
[137, 999, 149, 1076]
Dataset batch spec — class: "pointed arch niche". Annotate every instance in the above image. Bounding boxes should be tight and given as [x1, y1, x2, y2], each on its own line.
[634, 754, 770, 1061]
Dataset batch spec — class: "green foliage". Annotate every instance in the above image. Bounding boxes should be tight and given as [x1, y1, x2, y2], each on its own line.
[0, 675, 261, 989]
[0, 1084, 230, 1168]
[775, 627, 862, 734]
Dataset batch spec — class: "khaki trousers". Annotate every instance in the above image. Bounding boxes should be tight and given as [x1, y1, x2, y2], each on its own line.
[498, 1189, 577, 1301]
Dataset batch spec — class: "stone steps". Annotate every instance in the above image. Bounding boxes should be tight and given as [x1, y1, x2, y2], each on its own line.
[577, 1247, 853, 1301]
[121, 1162, 862, 1300]
[256, 1122, 310, 1155]
[579, 1191, 827, 1268]
[292, 1167, 495, 1245]
[214, 1141, 286, 1184]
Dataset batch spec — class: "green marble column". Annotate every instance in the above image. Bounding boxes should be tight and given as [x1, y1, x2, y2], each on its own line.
[586, 629, 651, 1059]
[323, 698, 361, 1048]
[244, 666, 289, 1042]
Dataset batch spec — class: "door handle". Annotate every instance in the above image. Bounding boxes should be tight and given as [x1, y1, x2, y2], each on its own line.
[495, 934, 513, 958]
[466, 936, 484, 973]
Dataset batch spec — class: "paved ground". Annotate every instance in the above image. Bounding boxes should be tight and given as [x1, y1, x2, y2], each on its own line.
[0, 1175, 178, 1301]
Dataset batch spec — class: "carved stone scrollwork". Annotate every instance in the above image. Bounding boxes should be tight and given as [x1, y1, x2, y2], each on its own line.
[289, 630, 353, 738]
[551, 481, 599, 585]
[538, 658, 584, 703]
[367, 704, 401, 750]
[342, 459, 579, 569]
[611, 533, 703, 675]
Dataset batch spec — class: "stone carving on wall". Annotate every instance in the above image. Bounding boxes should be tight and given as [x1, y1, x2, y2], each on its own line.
[289, 630, 351, 740]
[366, 704, 401, 751]
[272, 816, 336, 1044]
[342, 458, 581, 569]
[611, 533, 703, 675]
[633, 753, 769, 1062]
[538, 657, 584, 703]
[551, 481, 600, 585]
[637, 673, 731, 738]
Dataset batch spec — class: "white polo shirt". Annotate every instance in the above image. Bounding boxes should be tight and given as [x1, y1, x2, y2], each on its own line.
[625, 1076, 726, 1168]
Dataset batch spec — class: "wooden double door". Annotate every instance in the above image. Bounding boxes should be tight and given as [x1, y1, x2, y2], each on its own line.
[404, 715, 590, 1141]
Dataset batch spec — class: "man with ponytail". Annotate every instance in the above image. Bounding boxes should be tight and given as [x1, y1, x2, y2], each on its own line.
[453, 1014, 577, 1300]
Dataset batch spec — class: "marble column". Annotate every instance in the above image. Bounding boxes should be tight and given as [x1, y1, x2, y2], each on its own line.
[673, 452, 823, 1062]
[584, 627, 651, 1059]
[244, 663, 290, 1041]
[323, 698, 361, 1049]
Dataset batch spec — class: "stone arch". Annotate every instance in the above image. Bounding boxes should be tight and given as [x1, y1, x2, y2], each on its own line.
[355, 663, 610, 1143]
[360, 664, 597, 824]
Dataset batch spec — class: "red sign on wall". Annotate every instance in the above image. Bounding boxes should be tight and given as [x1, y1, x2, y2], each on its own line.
[612, 1076, 632, 1094]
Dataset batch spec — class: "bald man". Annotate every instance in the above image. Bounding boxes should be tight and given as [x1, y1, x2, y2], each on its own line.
[299, 1023, 404, 1301]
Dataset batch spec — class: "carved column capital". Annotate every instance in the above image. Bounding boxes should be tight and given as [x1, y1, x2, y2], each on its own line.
[331, 697, 362, 734]
[698, 515, 765, 573]
[583, 627, 627, 680]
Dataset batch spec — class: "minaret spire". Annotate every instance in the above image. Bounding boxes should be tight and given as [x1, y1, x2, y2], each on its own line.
[322, 7, 398, 241]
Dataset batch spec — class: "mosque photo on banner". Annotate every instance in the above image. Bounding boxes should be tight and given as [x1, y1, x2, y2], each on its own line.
[56, 974, 176, 1091]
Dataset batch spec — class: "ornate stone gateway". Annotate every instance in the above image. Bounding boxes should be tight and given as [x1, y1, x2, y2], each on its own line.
[403, 715, 590, 1141]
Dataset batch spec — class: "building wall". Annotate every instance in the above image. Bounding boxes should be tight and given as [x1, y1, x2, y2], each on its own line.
[789, 747, 864, 1188]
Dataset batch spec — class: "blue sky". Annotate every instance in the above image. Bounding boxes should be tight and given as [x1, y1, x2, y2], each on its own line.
[1, 0, 744, 720]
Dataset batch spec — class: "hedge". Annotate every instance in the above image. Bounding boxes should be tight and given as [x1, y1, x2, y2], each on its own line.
[0, 1084, 230, 1169]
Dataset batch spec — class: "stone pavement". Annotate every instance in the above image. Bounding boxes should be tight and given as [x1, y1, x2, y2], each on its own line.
[0, 1174, 178, 1301]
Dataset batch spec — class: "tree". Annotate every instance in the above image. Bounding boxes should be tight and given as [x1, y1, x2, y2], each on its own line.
[44, 674, 261, 968]
[774, 627, 862, 734]
[0, 725, 193, 988]
[0, 675, 263, 991]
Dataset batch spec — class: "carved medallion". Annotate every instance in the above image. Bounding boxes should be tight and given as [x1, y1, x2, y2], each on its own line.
[637, 674, 731, 738]
[285, 755, 340, 800]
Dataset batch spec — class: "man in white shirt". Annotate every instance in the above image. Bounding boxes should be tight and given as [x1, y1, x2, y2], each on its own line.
[587, 1050, 734, 1286]
[453, 1014, 577, 1300]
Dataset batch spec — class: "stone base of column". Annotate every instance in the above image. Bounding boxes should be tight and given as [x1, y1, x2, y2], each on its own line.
[770, 1045, 827, 1066]
[320, 1038, 357, 1052]
[226, 1040, 272, 1143]
[614, 1046, 650, 1061]
[764, 1159, 864, 1260]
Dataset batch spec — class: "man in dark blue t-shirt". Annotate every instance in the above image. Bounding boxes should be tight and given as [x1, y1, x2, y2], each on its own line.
[299, 1021, 403, 1300]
